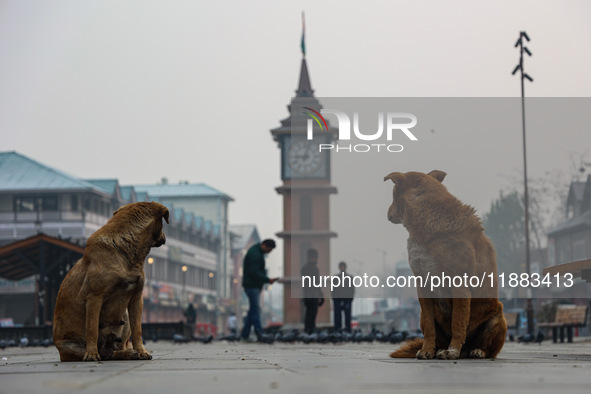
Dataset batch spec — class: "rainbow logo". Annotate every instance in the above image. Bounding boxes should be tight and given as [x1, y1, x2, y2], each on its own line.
[303, 107, 328, 131]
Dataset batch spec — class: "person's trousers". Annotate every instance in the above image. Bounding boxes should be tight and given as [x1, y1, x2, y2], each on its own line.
[304, 298, 319, 334]
[334, 299, 353, 332]
[241, 287, 262, 339]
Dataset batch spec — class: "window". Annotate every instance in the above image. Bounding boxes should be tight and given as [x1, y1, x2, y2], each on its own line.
[573, 231, 588, 261]
[0, 195, 11, 212]
[41, 195, 58, 211]
[557, 236, 572, 264]
[15, 196, 35, 212]
[71, 195, 79, 211]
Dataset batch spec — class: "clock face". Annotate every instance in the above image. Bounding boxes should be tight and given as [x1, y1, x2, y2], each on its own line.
[283, 137, 329, 179]
[288, 140, 322, 175]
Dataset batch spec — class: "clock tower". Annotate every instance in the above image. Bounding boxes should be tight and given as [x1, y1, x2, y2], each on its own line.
[271, 54, 337, 327]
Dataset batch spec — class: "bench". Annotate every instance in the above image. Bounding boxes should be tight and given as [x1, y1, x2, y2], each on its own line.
[537, 305, 588, 343]
[543, 258, 591, 283]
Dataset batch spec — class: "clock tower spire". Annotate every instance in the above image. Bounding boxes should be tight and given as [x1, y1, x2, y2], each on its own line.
[271, 34, 337, 328]
[296, 58, 314, 97]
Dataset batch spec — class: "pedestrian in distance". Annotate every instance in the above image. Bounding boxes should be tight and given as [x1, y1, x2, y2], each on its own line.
[331, 261, 355, 333]
[240, 239, 279, 341]
[184, 303, 197, 326]
[301, 248, 324, 334]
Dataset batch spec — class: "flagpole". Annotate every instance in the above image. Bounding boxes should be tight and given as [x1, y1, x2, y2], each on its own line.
[301, 11, 306, 57]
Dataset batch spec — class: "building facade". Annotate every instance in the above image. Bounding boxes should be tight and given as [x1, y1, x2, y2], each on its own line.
[547, 175, 591, 266]
[0, 151, 228, 329]
[133, 183, 234, 330]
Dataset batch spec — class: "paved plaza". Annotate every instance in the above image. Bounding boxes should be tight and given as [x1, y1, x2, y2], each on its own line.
[1, 339, 591, 393]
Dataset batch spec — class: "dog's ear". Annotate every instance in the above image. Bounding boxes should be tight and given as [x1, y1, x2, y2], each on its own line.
[427, 170, 447, 183]
[383, 172, 405, 185]
[150, 202, 169, 223]
[162, 206, 170, 224]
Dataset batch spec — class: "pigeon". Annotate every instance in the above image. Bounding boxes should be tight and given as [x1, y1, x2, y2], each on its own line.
[389, 332, 406, 344]
[256, 333, 274, 344]
[517, 333, 534, 343]
[172, 333, 190, 343]
[218, 334, 239, 342]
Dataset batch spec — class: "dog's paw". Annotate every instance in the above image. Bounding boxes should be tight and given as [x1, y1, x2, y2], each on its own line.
[469, 349, 486, 359]
[416, 349, 435, 360]
[137, 351, 152, 360]
[83, 351, 101, 362]
[436, 348, 460, 360]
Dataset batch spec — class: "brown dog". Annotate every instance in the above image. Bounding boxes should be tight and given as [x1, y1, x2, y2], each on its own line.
[384, 170, 506, 359]
[53, 201, 169, 361]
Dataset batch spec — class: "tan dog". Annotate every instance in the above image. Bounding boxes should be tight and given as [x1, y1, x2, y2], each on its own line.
[384, 170, 506, 359]
[53, 201, 169, 362]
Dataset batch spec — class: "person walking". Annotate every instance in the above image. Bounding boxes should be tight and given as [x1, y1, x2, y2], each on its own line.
[331, 261, 355, 333]
[301, 248, 324, 334]
[240, 239, 278, 341]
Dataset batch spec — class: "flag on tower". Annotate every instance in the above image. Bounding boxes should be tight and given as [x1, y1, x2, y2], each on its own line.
[301, 12, 306, 57]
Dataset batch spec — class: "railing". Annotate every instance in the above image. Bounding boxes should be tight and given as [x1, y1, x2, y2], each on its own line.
[0, 210, 109, 226]
[0, 325, 53, 342]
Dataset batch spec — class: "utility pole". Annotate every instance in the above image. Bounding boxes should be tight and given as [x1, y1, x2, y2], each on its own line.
[512, 31, 535, 335]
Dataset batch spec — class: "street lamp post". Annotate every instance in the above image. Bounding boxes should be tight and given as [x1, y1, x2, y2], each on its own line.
[232, 277, 239, 324]
[182, 265, 188, 309]
[209, 272, 215, 325]
[146, 257, 154, 323]
[512, 31, 535, 335]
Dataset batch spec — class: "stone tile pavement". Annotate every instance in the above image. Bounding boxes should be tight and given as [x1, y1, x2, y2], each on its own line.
[1, 339, 590, 393]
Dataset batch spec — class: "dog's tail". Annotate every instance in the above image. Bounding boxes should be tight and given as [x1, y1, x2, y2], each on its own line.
[389, 337, 423, 358]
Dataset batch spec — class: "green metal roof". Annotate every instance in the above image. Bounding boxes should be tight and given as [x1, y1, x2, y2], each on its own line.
[86, 179, 119, 195]
[0, 151, 107, 194]
[133, 183, 234, 201]
[119, 186, 136, 202]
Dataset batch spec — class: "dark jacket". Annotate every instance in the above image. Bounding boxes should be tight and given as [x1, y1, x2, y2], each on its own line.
[331, 271, 355, 300]
[242, 243, 271, 289]
[301, 261, 323, 299]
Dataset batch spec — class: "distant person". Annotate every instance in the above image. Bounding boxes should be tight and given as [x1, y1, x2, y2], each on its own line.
[227, 312, 237, 336]
[240, 239, 279, 341]
[331, 261, 355, 333]
[301, 248, 324, 334]
[184, 303, 197, 326]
